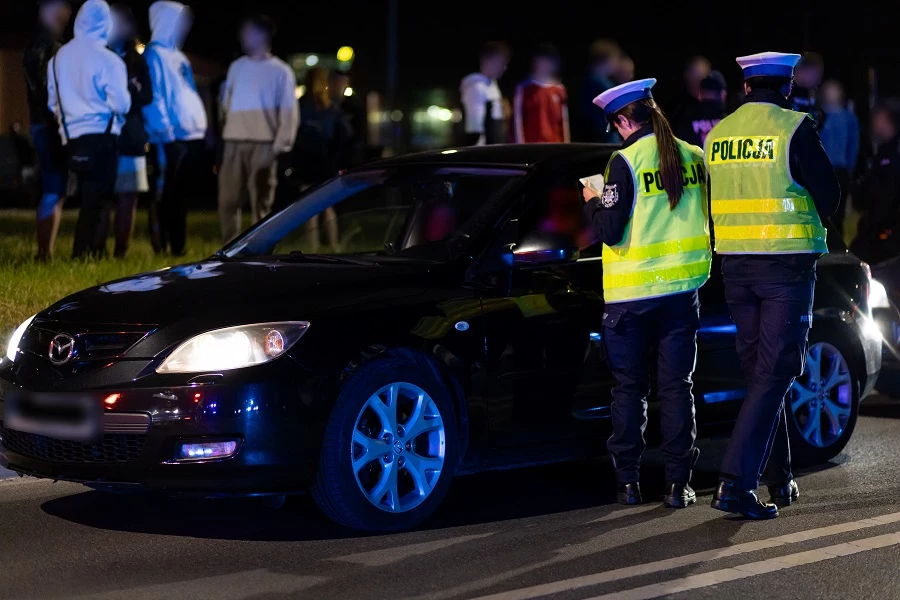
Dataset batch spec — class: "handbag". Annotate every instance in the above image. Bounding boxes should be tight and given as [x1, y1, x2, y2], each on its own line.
[52, 56, 114, 173]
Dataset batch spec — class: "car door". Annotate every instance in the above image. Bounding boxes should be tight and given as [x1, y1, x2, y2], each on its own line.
[477, 175, 608, 451]
[694, 251, 748, 428]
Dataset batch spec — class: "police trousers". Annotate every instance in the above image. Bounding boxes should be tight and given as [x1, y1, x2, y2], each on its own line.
[603, 290, 701, 484]
[720, 280, 814, 491]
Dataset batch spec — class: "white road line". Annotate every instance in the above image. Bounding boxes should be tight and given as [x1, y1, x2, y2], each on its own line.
[585, 532, 900, 600]
[332, 533, 496, 567]
[63, 570, 327, 600]
[469, 511, 900, 600]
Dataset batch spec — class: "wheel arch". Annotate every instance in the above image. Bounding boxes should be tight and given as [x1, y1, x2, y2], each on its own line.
[811, 309, 867, 397]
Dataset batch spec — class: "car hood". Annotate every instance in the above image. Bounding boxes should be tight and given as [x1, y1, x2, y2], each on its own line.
[39, 258, 433, 328]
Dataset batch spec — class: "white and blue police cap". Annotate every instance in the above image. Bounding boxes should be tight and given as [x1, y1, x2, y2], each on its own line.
[592, 78, 657, 120]
[736, 52, 801, 80]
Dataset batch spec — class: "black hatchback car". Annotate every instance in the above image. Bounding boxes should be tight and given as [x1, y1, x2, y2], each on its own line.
[0, 145, 883, 531]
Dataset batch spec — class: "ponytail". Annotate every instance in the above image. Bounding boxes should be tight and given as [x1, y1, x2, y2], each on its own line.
[611, 99, 685, 209]
[649, 106, 685, 210]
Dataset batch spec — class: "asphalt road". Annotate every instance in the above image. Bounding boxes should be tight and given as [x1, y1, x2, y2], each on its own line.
[3, 398, 900, 600]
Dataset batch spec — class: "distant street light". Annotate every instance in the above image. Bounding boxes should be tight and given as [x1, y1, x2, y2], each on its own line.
[305, 55, 319, 66]
[337, 46, 355, 62]
[136, 43, 145, 54]
[344, 87, 354, 97]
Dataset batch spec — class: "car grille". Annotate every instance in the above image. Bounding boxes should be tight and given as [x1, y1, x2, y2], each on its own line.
[0, 428, 146, 464]
[21, 323, 153, 362]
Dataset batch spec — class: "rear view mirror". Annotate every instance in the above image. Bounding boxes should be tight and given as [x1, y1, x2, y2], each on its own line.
[501, 233, 579, 269]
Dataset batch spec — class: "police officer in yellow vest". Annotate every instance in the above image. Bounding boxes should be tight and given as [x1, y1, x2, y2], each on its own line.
[706, 53, 840, 520]
[582, 79, 711, 508]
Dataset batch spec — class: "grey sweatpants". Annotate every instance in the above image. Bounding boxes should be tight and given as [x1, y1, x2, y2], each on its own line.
[217, 141, 278, 243]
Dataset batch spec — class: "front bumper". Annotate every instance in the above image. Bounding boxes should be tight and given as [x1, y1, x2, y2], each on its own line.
[0, 360, 326, 495]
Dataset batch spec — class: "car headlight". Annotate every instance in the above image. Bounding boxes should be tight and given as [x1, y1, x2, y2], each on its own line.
[870, 279, 891, 310]
[5, 315, 36, 363]
[156, 322, 310, 374]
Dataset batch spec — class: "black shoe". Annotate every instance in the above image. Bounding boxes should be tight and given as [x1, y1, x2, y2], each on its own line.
[768, 479, 800, 507]
[710, 481, 778, 520]
[616, 482, 642, 505]
[664, 482, 697, 509]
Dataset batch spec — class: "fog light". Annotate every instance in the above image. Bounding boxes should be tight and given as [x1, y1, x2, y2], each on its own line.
[177, 440, 239, 461]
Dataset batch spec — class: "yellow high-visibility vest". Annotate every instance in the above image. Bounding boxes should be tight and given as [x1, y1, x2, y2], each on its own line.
[705, 103, 828, 255]
[601, 135, 711, 303]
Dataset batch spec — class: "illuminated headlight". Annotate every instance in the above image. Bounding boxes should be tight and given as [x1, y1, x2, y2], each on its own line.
[5, 315, 35, 363]
[870, 279, 891, 309]
[157, 322, 310, 374]
[862, 316, 883, 342]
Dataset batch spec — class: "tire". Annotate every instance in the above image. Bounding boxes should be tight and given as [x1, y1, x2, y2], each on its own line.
[786, 325, 861, 466]
[312, 351, 459, 532]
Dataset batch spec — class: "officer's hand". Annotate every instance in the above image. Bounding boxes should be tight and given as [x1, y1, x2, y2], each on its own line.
[582, 186, 599, 204]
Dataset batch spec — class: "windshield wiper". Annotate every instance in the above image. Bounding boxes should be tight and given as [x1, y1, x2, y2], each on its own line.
[277, 252, 374, 266]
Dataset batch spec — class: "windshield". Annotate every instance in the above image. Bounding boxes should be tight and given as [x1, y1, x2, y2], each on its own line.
[224, 166, 526, 261]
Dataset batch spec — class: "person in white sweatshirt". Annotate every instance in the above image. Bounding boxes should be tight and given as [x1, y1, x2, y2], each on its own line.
[460, 42, 510, 146]
[218, 14, 298, 243]
[142, 0, 208, 256]
[48, 0, 130, 258]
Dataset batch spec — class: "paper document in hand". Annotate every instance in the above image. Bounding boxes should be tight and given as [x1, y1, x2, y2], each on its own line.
[579, 174, 605, 192]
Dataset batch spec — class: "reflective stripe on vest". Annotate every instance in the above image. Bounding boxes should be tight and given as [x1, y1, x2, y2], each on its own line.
[705, 104, 828, 255]
[601, 135, 712, 304]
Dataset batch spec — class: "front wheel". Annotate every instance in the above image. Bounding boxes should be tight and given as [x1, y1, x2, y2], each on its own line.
[786, 328, 861, 466]
[312, 352, 459, 531]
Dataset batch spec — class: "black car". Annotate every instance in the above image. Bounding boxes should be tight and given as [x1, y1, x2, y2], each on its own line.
[0, 145, 883, 532]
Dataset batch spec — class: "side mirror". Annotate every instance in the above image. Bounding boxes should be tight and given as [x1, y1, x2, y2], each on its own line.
[501, 234, 580, 269]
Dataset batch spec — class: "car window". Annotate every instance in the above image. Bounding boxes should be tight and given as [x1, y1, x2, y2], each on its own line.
[224, 167, 525, 261]
[516, 179, 600, 258]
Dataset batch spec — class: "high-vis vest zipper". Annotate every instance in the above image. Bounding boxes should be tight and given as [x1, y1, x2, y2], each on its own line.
[705, 103, 828, 255]
[601, 135, 712, 304]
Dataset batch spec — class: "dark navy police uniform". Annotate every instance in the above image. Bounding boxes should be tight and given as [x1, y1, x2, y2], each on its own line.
[706, 51, 841, 520]
[716, 89, 840, 491]
[584, 124, 702, 485]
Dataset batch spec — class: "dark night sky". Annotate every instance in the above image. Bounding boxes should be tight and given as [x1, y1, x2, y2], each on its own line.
[2, 1, 899, 111]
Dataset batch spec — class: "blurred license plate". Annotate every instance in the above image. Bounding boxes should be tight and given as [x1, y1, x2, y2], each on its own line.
[4, 391, 101, 443]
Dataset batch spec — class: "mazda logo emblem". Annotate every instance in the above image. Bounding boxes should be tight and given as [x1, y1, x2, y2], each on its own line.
[48, 333, 76, 366]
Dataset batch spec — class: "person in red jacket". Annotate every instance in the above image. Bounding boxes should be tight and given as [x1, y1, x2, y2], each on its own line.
[513, 44, 570, 144]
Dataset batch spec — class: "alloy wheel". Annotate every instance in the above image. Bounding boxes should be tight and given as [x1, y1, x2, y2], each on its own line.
[351, 382, 446, 513]
[789, 342, 853, 448]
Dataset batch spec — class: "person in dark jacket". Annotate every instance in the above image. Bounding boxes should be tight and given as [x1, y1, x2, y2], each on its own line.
[577, 39, 622, 143]
[850, 105, 900, 265]
[24, 0, 72, 260]
[329, 70, 367, 168]
[671, 56, 711, 133]
[108, 3, 152, 257]
[293, 66, 352, 252]
[675, 71, 728, 148]
[790, 52, 825, 129]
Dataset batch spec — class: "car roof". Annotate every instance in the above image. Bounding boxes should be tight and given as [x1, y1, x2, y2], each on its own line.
[367, 143, 618, 170]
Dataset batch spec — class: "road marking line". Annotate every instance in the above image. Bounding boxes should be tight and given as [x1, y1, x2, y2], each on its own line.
[468, 511, 900, 600]
[331, 532, 496, 567]
[65, 570, 327, 599]
[585, 532, 900, 600]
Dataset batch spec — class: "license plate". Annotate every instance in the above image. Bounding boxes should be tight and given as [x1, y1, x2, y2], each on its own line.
[4, 391, 101, 443]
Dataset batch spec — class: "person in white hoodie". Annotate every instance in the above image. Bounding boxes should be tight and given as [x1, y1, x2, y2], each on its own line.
[48, 0, 130, 258]
[143, 0, 208, 256]
[460, 42, 510, 146]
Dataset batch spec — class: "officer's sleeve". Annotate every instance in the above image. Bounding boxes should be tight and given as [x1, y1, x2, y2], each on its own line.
[790, 117, 841, 219]
[582, 154, 635, 246]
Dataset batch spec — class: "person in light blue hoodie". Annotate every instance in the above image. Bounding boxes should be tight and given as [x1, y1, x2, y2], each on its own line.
[819, 79, 860, 236]
[143, 0, 208, 256]
[48, 0, 130, 258]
